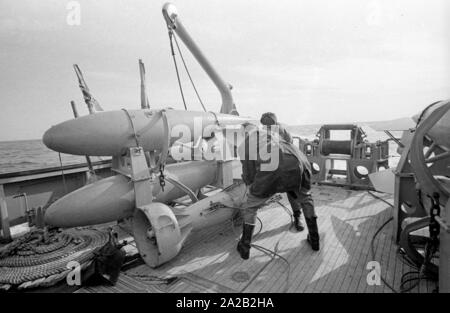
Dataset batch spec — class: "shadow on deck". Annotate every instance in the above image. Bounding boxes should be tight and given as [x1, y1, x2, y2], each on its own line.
[77, 185, 437, 293]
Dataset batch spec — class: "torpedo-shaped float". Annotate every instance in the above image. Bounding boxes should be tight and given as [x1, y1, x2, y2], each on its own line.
[44, 161, 219, 227]
[43, 109, 251, 156]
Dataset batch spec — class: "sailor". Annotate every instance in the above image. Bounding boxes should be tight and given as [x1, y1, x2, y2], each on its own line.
[236, 120, 320, 260]
[260, 112, 304, 231]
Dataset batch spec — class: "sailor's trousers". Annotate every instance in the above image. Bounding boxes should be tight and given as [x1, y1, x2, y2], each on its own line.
[241, 186, 317, 225]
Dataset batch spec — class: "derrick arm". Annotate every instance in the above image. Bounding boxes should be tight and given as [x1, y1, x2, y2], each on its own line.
[162, 3, 237, 115]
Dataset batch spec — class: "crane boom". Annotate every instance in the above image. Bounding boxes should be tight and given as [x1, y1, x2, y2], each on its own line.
[162, 3, 238, 115]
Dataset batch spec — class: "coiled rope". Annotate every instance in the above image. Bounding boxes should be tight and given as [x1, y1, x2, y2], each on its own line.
[0, 228, 109, 290]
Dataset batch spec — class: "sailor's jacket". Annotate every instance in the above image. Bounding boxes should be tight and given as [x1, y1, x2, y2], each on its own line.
[238, 126, 311, 198]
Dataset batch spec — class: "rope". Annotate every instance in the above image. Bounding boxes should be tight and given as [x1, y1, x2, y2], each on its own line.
[209, 111, 221, 127]
[125, 273, 178, 285]
[225, 195, 292, 293]
[276, 200, 296, 230]
[0, 229, 109, 289]
[247, 202, 292, 293]
[57, 152, 68, 194]
[231, 214, 263, 238]
[172, 34, 207, 112]
[369, 215, 398, 293]
[168, 30, 187, 110]
[250, 243, 291, 290]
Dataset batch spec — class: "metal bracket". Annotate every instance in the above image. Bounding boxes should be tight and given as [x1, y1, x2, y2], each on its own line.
[128, 147, 154, 208]
[13, 193, 30, 213]
[0, 184, 11, 242]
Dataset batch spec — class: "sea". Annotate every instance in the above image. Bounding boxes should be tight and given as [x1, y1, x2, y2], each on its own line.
[0, 124, 400, 175]
[0, 139, 108, 174]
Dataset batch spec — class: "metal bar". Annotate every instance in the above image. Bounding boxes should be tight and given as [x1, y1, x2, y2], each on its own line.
[73, 64, 104, 113]
[165, 175, 198, 203]
[425, 150, 450, 164]
[162, 3, 237, 115]
[70, 100, 96, 181]
[139, 59, 150, 109]
[0, 184, 11, 242]
[329, 169, 347, 176]
[384, 130, 404, 148]
[424, 142, 437, 159]
[0, 162, 111, 185]
[70, 100, 79, 118]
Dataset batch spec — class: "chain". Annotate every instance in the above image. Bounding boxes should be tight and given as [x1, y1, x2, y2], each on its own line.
[159, 164, 166, 192]
[429, 192, 441, 247]
[417, 192, 442, 278]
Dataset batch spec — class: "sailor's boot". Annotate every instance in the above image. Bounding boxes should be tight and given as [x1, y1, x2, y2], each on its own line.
[287, 191, 304, 232]
[305, 217, 320, 251]
[293, 211, 305, 232]
[237, 223, 255, 260]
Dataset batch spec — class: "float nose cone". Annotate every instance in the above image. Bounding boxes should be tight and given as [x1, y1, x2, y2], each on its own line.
[41, 111, 137, 156]
[44, 175, 135, 227]
[42, 127, 54, 150]
[42, 120, 89, 155]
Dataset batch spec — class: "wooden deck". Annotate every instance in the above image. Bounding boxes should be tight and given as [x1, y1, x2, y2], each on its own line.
[77, 185, 437, 293]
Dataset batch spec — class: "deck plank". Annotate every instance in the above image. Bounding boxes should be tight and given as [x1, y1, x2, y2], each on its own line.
[350, 200, 387, 292]
[318, 193, 365, 292]
[325, 194, 365, 292]
[76, 185, 437, 293]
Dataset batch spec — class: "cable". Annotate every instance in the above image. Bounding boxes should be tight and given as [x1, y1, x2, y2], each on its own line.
[400, 270, 422, 293]
[57, 152, 68, 194]
[367, 190, 394, 208]
[230, 213, 263, 237]
[251, 206, 292, 293]
[367, 190, 400, 292]
[367, 191, 438, 293]
[125, 272, 178, 285]
[276, 201, 295, 230]
[368, 191, 411, 293]
[369, 216, 399, 293]
[172, 34, 207, 112]
[398, 244, 438, 293]
[168, 30, 187, 110]
[227, 198, 293, 293]
[251, 243, 291, 293]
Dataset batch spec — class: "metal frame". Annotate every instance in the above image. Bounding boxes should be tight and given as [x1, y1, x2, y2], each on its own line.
[440, 199, 450, 292]
[391, 130, 428, 242]
[0, 184, 11, 242]
[394, 100, 450, 292]
[294, 124, 389, 189]
[0, 161, 112, 243]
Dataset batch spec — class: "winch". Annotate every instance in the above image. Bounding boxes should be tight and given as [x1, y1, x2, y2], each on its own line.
[294, 124, 389, 189]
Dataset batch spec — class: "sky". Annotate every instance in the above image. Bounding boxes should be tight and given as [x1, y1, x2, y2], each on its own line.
[0, 0, 449, 141]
